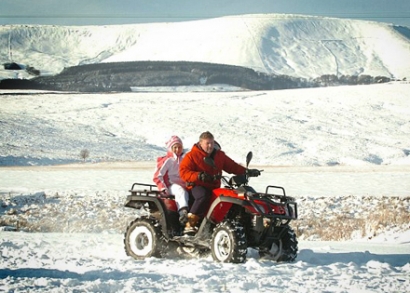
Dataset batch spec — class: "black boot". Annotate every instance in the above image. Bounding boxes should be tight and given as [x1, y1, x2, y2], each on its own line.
[178, 208, 188, 226]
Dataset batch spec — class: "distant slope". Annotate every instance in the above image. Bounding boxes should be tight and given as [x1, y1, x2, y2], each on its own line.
[1, 14, 409, 80]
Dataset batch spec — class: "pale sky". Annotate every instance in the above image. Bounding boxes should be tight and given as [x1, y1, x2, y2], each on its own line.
[1, 0, 410, 27]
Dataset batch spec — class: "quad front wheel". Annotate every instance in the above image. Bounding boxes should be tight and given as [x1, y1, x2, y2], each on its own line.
[124, 217, 163, 259]
[260, 225, 298, 262]
[211, 220, 247, 263]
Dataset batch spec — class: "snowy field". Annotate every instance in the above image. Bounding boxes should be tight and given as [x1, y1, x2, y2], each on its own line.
[1, 83, 410, 292]
[1, 176, 409, 293]
[1, 231, 409, 293]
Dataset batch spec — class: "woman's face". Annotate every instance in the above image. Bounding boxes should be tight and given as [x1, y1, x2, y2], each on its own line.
[172, 143, 183, 155]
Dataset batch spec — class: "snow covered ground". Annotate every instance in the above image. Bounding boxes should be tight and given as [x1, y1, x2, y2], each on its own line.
[1, 83, 409, 292]
[1, 231, 409, 293]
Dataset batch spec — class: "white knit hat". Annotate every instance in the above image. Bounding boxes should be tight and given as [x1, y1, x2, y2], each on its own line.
[166, 135, 183, 150]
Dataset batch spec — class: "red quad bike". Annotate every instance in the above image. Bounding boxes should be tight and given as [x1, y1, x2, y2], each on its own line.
[123, 152, 298, 263]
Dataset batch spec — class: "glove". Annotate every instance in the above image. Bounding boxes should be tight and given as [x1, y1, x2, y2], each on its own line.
[246, 169, 261, 177]
[198, 172, 214, 182]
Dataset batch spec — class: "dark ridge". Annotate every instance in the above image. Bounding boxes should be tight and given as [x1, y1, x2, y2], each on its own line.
[0, 60, 392, 92]
[0, 61, 303, 92]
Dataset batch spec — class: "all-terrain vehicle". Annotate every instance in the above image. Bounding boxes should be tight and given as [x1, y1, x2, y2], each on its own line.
[123, 152, 298, 263]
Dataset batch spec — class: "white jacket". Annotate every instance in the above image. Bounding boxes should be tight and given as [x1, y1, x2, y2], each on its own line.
[153, 152, 185, 191]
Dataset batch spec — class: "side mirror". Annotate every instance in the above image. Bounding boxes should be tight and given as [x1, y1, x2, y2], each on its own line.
[246, 151, 253, 168]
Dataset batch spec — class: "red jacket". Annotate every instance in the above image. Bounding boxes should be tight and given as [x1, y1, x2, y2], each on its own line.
[180, 143, 246, 190]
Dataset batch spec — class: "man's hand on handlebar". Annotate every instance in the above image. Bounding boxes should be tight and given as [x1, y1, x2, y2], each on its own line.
[198, 172, 214, 182]
[246, 169, 261, 177]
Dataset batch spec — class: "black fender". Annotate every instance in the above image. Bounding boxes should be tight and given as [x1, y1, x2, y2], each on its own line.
[125, 195, 176, 239]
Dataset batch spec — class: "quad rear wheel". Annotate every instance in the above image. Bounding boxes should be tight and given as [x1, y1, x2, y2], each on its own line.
[211, 220, 247, 263]
[124, 217, 163, 259]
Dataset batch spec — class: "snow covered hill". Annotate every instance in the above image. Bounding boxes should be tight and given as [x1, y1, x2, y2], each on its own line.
[1, 83, 410, 167]
[1, 14, 410, 81]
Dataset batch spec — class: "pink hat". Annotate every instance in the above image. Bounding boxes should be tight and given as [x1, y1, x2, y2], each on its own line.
[166, 135, 183, 150]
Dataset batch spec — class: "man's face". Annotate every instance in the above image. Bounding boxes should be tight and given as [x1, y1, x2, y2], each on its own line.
[199, 138, 214, 154]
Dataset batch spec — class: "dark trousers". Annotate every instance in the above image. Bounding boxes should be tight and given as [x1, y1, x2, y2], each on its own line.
[189, 186, 211, 217]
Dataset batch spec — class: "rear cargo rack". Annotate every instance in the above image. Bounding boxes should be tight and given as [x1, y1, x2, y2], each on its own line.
[129, 182, 175, 199]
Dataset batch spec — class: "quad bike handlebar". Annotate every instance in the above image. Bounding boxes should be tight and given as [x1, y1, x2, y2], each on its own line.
[202, 151, 263, 189]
